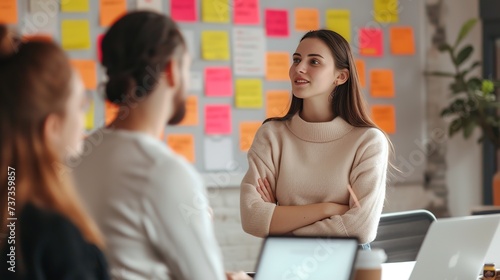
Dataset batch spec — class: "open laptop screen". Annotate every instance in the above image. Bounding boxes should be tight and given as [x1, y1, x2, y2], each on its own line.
[254, 236, 358, 280]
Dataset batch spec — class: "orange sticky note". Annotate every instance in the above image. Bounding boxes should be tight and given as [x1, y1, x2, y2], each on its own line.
[295, 8, 319, 31]
[240, 122, 261, 151]
[370, 69, 395, 98]
[266, 52, 289, 81]
[71, 60, 97, 90]
[167, 134, 195, 163]
[355, 59, 366, 88]
[0, 0, 18, 24]
[266, 90, 290, 118]
[179, 95, 199, 126]
[105, 101, 119, 125]
[100, 0, 127, 27]
[371, 105, 396, 134]
[390, 26, 415, 55]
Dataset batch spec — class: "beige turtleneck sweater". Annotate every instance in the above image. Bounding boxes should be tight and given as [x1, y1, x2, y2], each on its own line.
[240, 113, 388, 244]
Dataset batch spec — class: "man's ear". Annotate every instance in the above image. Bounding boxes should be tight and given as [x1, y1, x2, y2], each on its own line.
[43, 113, 62, 153]
[164, 59, 180, 88]
[335, 69, 350, 86]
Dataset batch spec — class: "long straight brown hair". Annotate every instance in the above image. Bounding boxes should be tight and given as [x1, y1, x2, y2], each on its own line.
[0, 26, 104, 249]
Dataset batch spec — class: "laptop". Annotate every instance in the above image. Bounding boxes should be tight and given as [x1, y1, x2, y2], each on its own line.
[409, 214, 500, 280]
[252, 236, 359, 280]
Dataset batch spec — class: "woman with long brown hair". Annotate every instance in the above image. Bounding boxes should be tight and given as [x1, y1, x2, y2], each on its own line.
[240, 29, 391, 247]
[0, 26, 109, 279]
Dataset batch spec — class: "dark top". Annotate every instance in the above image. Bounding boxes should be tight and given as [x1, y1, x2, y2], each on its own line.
[0, 203, 109, 279]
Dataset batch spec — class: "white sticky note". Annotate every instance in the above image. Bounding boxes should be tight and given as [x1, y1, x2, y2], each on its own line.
[204, 137, 234, 171]
[232, 27, 266, 76]
[27, 0, 58, 36]
[181, 29, 196, 59]
[189, 71, 203, 92]
[137, 0, 163, 12]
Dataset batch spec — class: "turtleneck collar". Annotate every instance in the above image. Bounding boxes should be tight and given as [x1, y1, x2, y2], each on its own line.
[286, 113, 354, 142]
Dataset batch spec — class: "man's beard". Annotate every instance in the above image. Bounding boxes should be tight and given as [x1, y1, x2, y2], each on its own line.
[167, 85, 187, 125]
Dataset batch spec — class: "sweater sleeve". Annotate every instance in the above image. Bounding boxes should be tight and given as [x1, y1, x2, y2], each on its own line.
[292, 129, 388, 244]
[240, 127, 278, 238]
[141, 157, 226, 280]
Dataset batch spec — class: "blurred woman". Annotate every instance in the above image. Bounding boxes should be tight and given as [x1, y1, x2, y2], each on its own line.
[0, 26, 109, 279]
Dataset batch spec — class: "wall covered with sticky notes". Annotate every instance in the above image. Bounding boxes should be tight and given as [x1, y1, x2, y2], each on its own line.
[12, 0, 425, 183]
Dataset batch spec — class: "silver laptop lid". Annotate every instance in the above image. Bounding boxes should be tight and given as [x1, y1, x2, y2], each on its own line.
[254, 236, 359, 280]
[410, 214, 500, 280]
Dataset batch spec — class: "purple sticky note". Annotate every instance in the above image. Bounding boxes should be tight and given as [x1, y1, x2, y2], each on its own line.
[265, 9, 289, 37]
[359, 28, 383, 57]
[234, 0, 260, 25]
[97, 34, 104, 62]
[205, 67, 233, 97]
[171, 0, 197, 22]
[205, 104, 232, 135]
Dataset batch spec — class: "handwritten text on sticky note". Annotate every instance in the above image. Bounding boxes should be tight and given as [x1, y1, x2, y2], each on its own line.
[370, 69, 395, 98]
[236, 79, 263, 109]
[205, 105, 232, 134]
[205, 67, 233, 97]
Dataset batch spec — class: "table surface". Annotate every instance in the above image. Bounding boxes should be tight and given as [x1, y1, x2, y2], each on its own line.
[381, 261, 415, 280]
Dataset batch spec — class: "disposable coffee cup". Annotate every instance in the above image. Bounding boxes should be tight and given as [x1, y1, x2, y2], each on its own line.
[353, 248, 387, 280]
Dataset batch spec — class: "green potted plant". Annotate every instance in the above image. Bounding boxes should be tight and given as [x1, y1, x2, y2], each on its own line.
[427, 18, 500, 204]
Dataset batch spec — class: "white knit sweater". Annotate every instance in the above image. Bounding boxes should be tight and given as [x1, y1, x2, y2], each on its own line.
[240, 113, 389, 244]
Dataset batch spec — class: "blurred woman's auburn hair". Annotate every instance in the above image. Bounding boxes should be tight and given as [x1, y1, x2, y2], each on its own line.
[0, 25, 104, 248]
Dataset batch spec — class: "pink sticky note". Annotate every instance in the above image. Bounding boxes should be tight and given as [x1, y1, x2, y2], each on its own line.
[97, 34, 104, 62]
[359, 28, 383, 57]
[171, 0, 197, 22]
[234, 0, 260, 25]
[205, 105, 232, 135]
[265, 9, 289, 37]
[205, 67, 233, 97]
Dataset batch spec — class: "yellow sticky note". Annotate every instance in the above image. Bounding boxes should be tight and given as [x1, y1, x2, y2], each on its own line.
[201, 31, 230, 60]
[240, 121, 261, 151]
[62, 0, 89, 12]
[0, 0, 18, 24]
[266, 90, 290, 118]
[266, 52, 289, 81]
[179, 95, 199, 126]
[390, 26, 415, 55]
[355, 59, 366, 88]
[235, 79, 263, 108]
[167, 134, 195, 163]
[202, 0, 229, 23]
[85, 100, 94, 130]
[100, 0, 127, 27]
[295, 8, 319, 31]
[371, 105, 396, 134]
[71, 60, 97, 90]
[374, 0, 399, 23]
[61, 20, 91, 50]
[326, 10, 351, 42]
[105, 101, 119, 125]
[370, 69, 395, 98]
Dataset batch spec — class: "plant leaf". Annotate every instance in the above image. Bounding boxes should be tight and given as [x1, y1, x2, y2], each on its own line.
[425, 71, 455, 77]
[467, 77, 482, 90]
[468, 61, 481, 72]
[438, 43, 452, 53]
[462, 118, 476, 138]
[455, 45, 473, 66]
[449, 118, 463, 137]
[454, 18, 477, 47]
